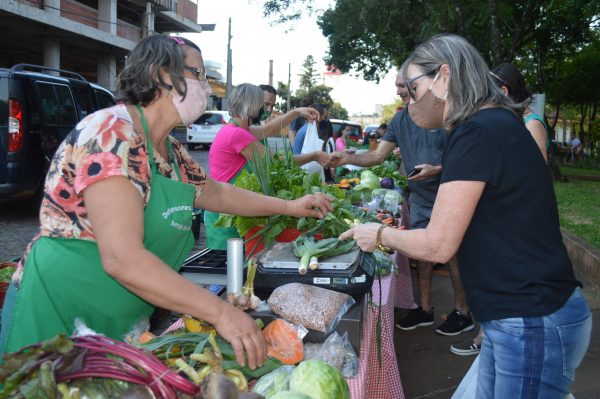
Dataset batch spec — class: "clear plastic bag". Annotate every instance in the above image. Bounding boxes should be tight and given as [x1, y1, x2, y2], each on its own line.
[252, 365, 296, 398]
[303, 332, 358, 378]
[263, 318, 308, 365]
[267, 283, 355, 333]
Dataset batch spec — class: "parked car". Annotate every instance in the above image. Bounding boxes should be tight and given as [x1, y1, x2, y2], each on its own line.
[186, 110, 231, 150]
[0, 64, 115, 204]
[330, 119, 363, 142]
[363, 124, 379, 137]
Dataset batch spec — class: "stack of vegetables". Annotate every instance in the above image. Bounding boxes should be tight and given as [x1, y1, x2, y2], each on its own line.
[0, 334, 200, 398]
[216, 150, 373, 256]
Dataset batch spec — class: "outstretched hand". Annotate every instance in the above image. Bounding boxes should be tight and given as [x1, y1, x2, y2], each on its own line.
[339, 222, 381, 252]
[330, 152, 348, 167]
[295, 107, 320, 123]
[287, 192, 333, 219]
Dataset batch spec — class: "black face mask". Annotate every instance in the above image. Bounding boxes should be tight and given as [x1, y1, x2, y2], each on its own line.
[251, 107, 266, 125]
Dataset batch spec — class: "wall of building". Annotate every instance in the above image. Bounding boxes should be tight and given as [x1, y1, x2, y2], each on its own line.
[177, 0, 197, 21]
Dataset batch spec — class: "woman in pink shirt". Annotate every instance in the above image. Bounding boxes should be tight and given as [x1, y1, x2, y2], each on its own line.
[206, 83, 333, 249]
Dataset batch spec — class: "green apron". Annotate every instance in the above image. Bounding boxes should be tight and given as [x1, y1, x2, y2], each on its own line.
[1, 105, 196, 354]
[204, 165, 249, 250]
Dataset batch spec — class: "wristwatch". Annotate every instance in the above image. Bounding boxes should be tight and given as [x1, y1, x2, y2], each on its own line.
[376, 224, 392, 253]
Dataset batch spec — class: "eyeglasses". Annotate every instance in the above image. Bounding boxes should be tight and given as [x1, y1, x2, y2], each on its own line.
[184, 66, 207, 81]
[405, 68, 439, 100]
[489, 71, 508, 87]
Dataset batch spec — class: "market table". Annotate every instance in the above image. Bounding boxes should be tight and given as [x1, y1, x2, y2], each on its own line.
[171, 249, 416, 399]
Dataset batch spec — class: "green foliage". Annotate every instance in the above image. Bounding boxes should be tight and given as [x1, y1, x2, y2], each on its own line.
[299, 55, 319, 90]
[329, 101, 349, 119]
[380, 99, 404, 125]
[554, 180, 600, 249]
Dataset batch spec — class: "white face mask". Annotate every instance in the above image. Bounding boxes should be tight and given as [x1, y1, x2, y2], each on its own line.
[170, 78, 212, 127]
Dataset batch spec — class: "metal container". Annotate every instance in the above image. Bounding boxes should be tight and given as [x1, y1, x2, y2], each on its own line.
[226, 238, 244, 294]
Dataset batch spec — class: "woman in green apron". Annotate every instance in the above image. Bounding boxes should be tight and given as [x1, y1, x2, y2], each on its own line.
[206, 83, 336, 249]
[0, 35, 333, 370]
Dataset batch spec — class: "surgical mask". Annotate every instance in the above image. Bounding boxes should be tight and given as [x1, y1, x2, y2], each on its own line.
[170, 78, 212, 127]
[408, 73, 447, 130]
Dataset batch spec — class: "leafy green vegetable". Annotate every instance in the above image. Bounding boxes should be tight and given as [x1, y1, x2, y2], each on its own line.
[271, 392, 312, 399]
[289, 360, 350, 399]
[0, 266, 16, 282]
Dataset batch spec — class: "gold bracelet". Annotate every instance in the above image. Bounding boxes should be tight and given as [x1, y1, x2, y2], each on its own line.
[376, 224, 392, 253]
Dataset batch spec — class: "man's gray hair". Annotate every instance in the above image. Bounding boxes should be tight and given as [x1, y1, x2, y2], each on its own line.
[408, 34, 519, 130]
[229, 83, 263, 120]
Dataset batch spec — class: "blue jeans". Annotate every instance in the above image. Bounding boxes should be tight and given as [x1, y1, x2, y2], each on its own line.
[477, 287, 591, 398]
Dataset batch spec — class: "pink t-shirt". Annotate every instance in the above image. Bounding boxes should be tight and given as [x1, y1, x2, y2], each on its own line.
[209, 124, 256, 182]
[336, 137, 346, 152]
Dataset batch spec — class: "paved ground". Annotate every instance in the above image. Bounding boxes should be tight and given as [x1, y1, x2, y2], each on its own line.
[395, 267, 600, 399]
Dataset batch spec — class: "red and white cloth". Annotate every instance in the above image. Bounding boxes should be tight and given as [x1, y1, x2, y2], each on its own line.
[347, 272, 407, 399]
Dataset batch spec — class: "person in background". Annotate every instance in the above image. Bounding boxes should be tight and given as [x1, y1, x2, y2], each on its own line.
[368, 123, 387, 152]
[289, 96, 313, 144]
[341, 34, 591, 398]
[259, 84, 277, 118]
[451, 62, 552, 357]
[335, 124, 352, 152]
[0, 36, 334, 370]
[205, 84, 336, 250]
[292, 103, 329, 155]
[333, 61, 473, 337]
[490, 63, 549, 162]
[569, 135, 584, 162]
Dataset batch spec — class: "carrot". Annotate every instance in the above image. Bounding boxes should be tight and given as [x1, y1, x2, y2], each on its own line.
[382, 218, 394, 225]
[139, 331, 157, 344]
[262, 319, 304, 365]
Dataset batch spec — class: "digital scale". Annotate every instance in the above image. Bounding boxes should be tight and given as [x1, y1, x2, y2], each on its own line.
[179, 242, 376, 297]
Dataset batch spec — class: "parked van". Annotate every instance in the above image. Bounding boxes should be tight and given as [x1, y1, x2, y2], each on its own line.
[0, 64, 115, 202]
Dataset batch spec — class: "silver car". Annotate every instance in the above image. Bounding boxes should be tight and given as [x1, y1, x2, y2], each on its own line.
[186, 110, 231, 150]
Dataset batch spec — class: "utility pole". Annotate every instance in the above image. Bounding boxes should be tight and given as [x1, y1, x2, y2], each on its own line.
[287, 63, 291, 112]
[224, 17, 233, 111]
[268, 60, 273, 86]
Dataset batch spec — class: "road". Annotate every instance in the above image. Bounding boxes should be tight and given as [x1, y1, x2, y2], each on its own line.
[0, 148, 210, 261]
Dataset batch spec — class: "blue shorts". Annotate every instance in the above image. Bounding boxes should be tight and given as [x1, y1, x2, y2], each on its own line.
[409, 202, 433, 229]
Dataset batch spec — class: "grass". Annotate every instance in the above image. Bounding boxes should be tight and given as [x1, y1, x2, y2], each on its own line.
[560, 165, 600, 177]
[553, 180, 600, 249]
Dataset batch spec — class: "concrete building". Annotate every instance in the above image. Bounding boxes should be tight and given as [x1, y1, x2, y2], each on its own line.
[0, 0, 215, 91]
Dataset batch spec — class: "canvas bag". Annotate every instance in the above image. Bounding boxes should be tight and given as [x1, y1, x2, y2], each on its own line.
[300, 121, 325, 182]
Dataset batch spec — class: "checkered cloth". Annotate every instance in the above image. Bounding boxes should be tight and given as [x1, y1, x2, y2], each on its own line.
[347, 272, 406, 399]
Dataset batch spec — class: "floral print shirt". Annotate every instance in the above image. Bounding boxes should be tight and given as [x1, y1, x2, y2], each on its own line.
[14, 104, 206, 283]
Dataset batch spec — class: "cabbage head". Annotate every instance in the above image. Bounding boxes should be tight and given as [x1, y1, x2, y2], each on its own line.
[252, 365, 295, 398]
[289, 359, 350, 399]
[270, 392, 312, 399]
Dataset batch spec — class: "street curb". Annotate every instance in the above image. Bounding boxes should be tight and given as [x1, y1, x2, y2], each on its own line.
[561, 228, 600, 286]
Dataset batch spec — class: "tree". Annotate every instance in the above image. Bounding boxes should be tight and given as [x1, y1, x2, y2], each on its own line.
[264, 0, 600, 89]
[329, 101, 349, 120]
[380, 99, 404, 124]
[298, 55, 319, 90]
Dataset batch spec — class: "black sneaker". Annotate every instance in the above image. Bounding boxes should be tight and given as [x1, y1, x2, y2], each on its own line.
[396, 306, 434, 330]
[436, 309, 474, 336]
[450, 340, 481, 356]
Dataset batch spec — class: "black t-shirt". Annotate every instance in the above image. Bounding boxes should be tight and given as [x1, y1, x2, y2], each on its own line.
[383, 110, 446, 206]
[441, 107, 579, 322]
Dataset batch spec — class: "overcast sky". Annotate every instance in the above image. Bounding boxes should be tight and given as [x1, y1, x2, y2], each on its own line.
[183, 0, 398, 115]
